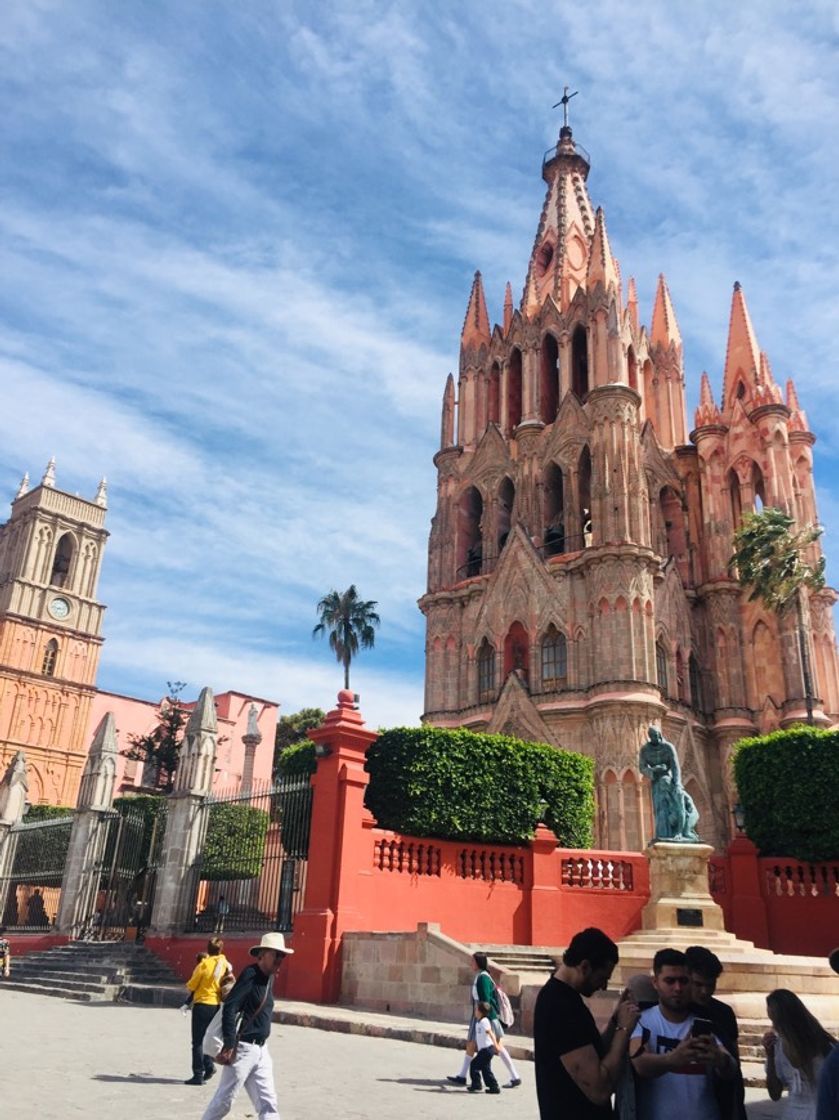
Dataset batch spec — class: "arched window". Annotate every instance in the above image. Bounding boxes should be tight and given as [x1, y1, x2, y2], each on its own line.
[627, 346, 638, 392]
[42, 638, 58, 677]
[689, 654, 703, 713]
[540, 334, 559, 423]
[656, 641, 669, 695]
[458, 487, 483, 577]
[507, 348, 523, 432]
[497, 477, 515, 555]
[752, 461, 766, 511]
[728, 469, 742, 529]
[543, 463, 565, 556]
[571, 325, 589, 398]
[488, 362, 500, 425]
[50, 533, 74, 588]
[477, 640, 496, 702]
[660, 487, 686, 563]
[579, 445, 592, 547]
[541, 627, 567, 688]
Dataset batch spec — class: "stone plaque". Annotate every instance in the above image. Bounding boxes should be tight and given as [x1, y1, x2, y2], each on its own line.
[676, 907, 704, 927]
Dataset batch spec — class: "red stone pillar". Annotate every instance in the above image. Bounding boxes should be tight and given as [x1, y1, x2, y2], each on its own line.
[726, 835, 770, 949]
[284, 690, 377, 1003]
[528, 825, 559, 946]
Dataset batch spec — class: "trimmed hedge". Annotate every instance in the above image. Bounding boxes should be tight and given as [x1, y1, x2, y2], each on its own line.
[276, 740, 317, 778]
[733, 726, 839, 861]
[202, 802, 270, 881]
[364, 726, 594, 847]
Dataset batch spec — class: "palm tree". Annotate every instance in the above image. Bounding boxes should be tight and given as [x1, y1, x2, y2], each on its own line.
[312, 585, 381, 690]
[730, 508, 825, 724]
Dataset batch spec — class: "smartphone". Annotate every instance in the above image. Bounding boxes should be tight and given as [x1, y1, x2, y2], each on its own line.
[691, 1017, 714, 1038]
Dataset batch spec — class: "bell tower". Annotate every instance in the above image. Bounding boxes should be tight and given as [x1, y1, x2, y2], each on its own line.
[0, 461, 108, 805]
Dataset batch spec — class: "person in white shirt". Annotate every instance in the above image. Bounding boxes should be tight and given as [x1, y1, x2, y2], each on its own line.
[631, 948, 736, 1120]
[763, 988, 835, 1120]
[468, 1002, 501, 1095]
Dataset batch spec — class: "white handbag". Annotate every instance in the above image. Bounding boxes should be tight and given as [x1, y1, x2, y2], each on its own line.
[202, 1007, 226, 1059]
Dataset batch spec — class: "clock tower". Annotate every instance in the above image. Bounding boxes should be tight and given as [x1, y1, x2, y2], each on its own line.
[0, 460, 108, 805]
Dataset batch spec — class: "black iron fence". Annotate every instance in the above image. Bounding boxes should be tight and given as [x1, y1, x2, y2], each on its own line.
[182, 776, 313, 934]
[0, 816, 73, 931]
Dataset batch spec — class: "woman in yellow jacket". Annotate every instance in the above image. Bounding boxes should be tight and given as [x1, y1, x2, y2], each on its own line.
[184, 937, 231, 1085]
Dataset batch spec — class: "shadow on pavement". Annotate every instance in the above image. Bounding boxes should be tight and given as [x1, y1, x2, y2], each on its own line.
[378, 1077, 452, 1089]
[93, 1074, 185, 1085]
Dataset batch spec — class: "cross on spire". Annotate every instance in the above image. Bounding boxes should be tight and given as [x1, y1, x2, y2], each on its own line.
[552, 86, 578, 129]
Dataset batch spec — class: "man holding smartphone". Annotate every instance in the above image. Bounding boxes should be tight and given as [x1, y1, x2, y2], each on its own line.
[631, 948, 736, 1120]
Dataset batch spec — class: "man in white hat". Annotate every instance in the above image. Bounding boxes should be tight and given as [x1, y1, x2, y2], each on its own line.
[201, 932, 293, 1120]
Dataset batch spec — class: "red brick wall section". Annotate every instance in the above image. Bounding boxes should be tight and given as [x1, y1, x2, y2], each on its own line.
[5, 934, 67, 956]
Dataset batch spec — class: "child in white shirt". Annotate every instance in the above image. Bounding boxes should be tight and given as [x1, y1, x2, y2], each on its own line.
[469, 1002, 501, 1095]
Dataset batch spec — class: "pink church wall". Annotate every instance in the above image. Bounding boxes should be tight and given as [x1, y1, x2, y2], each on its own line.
[86, 689, 277, 796]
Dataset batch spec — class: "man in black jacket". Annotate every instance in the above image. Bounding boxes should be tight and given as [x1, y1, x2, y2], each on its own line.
[201, 932, 293, 1120]
[685, 945, 746, 1120]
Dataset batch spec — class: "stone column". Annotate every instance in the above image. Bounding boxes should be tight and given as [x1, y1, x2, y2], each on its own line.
[149, 687, 218, 935]
[284, 690, 377, 1004]
[56, 713, 119, 936]
[241, 703, 262, 795]
[0, 751, 29, 920]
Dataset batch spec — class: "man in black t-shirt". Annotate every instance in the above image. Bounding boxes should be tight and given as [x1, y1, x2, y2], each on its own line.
[534, 927, 639, 1119]
[685, 946, 746, 1120]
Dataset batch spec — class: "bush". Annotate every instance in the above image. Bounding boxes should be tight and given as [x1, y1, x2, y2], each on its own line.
[276, 740, 317, 778]
[364, 726, 594, 846]
[202, 802, 270, 880]
[733, 726, 839, 861]
[15, 805, 73, 879]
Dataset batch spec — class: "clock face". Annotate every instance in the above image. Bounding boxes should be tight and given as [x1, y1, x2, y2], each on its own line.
[48, 597, 71, 620]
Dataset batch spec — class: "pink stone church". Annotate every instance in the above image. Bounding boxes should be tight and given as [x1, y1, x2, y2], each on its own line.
[420, 122, 839, 851]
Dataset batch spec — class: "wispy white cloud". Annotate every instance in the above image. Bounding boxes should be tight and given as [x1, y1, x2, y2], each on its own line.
[1, 0, 839, 726]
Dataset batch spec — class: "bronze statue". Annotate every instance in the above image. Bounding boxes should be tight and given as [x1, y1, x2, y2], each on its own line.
[639, 726, 700, 842]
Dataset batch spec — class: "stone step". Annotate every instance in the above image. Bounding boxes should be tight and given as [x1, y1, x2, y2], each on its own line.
[0, 980, 96, 1001]
[8, 972, 116, 994]
[120, 983, 186, 1008]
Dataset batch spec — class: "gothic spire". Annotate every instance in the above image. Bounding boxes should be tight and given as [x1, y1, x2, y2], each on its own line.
[650, 274, 682, 350]
[503, 281, 513, 334]
[786, 378, 809, 432]
[94, 477, 108, 508]
[586, 207, 619, 290]
[627, 277, 639, 335]
[14, 472, 30, 501]
[41, 456, 56, 488]
[440, 373, 455, 449]
[460, 271, 491, 350]
[694, 372, 722, 428]
[722, 281, 761, 408]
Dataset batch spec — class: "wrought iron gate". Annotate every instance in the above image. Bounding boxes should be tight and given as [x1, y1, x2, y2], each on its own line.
[181, 776, 313, 934]
[0, 815, 73, 931]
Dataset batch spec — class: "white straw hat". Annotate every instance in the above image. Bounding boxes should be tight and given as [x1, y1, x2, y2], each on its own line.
[249, 931, 294, 957]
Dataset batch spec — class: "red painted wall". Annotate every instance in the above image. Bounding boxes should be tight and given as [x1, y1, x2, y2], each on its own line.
[143, 935, 293, 997]
[6, 934, 67, 956]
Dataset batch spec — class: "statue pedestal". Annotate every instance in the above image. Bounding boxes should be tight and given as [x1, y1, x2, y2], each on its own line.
[641, 842, 725, 932]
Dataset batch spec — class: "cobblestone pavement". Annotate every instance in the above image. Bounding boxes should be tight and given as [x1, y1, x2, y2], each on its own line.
[3, 990, 782, 1119]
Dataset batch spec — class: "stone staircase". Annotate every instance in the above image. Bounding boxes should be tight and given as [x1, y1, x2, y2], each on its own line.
[2, 941, 182, 1002]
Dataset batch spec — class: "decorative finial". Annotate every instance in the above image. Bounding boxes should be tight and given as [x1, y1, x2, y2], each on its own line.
[14, 472, 30, 500]
[94, 477, 108, 508]
[41, 457, 56, 488]
[552, 85, 579, 130]
[246, 703, 261, 740]
[733, 280, 741, 292]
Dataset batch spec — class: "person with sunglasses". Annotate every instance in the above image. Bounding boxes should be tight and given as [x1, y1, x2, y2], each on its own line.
[631, 948, 736, 1120]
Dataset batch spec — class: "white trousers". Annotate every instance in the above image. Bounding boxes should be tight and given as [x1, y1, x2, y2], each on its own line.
[201, 1041, 280, 1120]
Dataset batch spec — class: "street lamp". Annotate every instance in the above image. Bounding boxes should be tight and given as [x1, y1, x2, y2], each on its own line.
[732, 803, 746, 835]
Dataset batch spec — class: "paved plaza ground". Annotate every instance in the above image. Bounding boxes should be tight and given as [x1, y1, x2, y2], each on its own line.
[3, 990, 784, 1119]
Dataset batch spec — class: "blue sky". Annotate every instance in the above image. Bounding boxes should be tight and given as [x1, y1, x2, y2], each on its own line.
[2, 2, 838, 728]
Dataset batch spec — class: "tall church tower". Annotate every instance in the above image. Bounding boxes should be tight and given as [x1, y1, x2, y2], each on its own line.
[0, 462, 108, 805]
[419, 122, 839, 850]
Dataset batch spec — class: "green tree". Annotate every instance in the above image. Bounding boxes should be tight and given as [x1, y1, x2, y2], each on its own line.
[730, 508, 825, 724]
[312, 585, 380, 689]
[272, 707, 324, 779]
[123, 681, 188, 793]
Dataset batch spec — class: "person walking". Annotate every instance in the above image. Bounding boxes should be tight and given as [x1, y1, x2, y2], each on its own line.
[631, 948, 737, 1120]
[184, 938, 230, 1085]
[446, 951, 521, 1088]
[533, 926, 639, 1119]
[200, 931, 292, 1120]
[467, 1002, 501, 1094]
[816, 949, 839, 1120]
[764, 988, 835, 1119]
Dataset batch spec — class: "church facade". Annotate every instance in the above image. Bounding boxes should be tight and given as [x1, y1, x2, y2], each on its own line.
[419, 124, 839, 851]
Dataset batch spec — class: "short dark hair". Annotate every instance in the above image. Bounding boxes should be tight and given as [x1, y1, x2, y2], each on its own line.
[563, 928, 619, 970]
[829, 948, 839, 976]
[685, 946, 723, 980]
[477, 1000, 492, 1015]
[653, 948, 687, 974]
[473, 952, 488, 971]
[207, 937, 223, 956]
